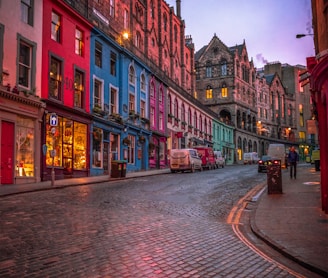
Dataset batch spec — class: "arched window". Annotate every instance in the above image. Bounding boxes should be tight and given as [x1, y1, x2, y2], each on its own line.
[140, 73, 146, 92]
[194, 111, 198, 129]
[181, 104, 185, 123]
[206, 85, 213, 99]
[188, 109, 192, 126]
[135, 31, 141, 48]
[129, 65, 135, 85]
[174, 98, 178, 118]
[168, 94, 172, 115]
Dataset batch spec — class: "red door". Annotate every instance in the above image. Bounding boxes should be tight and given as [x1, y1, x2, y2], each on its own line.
[1, 121, 14, 184]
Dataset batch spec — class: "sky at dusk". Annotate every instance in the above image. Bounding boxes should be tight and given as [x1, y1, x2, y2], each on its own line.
[165, 0, 314, 68]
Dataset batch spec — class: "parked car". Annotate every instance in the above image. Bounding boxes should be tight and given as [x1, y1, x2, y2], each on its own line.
[214, 151, 225, 168]
[170, 149, 202, 173]
[194, 146, 216, 170]
[258, 155, 272, 173]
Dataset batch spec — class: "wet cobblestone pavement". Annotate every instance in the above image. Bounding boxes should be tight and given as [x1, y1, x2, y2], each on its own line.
[0, 166, 312, 277]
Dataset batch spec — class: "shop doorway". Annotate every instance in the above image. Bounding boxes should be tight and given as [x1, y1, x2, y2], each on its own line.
[1, 121, 14, 184]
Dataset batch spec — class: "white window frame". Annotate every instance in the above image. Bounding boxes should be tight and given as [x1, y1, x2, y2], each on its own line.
[93, 76, 104, 109]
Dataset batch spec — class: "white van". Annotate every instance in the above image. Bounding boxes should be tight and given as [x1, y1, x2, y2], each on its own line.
[267, 144, 286, 168]
[170, 149, 202, 173]
[214, 151, 225, 168]
[243, 153, 252, 164]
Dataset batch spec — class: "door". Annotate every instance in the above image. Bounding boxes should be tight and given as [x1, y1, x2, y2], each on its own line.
[1, 121, 14, 184]
[103, 142, 109, 174]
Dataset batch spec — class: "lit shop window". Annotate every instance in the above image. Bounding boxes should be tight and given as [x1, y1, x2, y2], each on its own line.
[45, 115, 87, 170]
[16, 117, 34, 177]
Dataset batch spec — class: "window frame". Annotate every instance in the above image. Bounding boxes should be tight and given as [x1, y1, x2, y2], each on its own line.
[17, 36, 36, 92]
[21, 0, 34, 26]
[51, 11, 61, 42]
[74, 68, 85, 109]
[75, 28, 83, 56]
[93, 77, 104, 108]
[49, 55, 63, 100]
[95, 41, 102, 68]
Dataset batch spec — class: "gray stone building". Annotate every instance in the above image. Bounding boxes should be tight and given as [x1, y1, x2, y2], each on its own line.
[194, 34, 259, 163]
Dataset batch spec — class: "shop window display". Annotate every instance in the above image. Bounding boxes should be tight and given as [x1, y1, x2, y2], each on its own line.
[45, 115, 87, 171]
[16, 117, 34, 177]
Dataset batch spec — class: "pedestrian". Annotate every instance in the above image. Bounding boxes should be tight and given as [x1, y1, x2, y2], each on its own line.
[288, 146, 299, 179]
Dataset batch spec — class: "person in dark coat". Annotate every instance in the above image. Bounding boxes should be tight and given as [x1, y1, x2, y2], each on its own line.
[288, 146, 299, 179]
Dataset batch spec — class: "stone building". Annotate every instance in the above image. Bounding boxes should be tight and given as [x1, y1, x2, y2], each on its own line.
[262, 62, 314, 160]
[194, 35, 258, 163]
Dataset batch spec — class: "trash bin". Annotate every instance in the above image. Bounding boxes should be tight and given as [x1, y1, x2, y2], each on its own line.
[121, 161, 127, 177]
[111, 160, 127, 178]
[267, 159, 282, 194]
[111, 160, 122, 178]
[314, 160, 320, 171]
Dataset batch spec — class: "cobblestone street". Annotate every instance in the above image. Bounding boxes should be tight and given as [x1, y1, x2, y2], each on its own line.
[0, 166, 311, 277]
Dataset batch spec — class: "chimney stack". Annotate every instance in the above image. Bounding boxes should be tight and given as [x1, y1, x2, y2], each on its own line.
[176, 0, 181, 18]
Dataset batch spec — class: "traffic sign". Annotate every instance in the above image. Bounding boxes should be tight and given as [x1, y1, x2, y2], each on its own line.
[50, 113, 58, 126]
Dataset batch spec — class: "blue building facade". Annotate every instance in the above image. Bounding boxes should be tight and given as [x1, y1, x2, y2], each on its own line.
[89, 29, 151, 176]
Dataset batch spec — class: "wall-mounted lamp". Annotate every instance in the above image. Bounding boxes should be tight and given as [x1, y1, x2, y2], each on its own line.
[123, 126, 128, 133]
[296, 34, 314, 39]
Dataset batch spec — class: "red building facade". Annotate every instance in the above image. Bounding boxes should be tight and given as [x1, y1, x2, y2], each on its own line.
[41, 0, 93, 180]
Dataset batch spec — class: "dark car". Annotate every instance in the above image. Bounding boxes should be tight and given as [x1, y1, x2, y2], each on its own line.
[258, 155, 272, 173]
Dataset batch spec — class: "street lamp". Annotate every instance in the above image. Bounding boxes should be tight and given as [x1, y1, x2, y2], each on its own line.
[296, 34, 314, 39]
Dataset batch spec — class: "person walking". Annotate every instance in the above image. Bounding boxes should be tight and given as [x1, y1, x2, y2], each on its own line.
[288, 146, 299, 179]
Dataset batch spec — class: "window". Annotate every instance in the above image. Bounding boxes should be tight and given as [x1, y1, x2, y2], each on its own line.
[181, 104, 185, 123]
[129, 65, 135, 84]
[140, 74, 146, 92]
[194, 112, 198, 129]
[109, 0, 115, 17]
[74, 69, 84, 108]
[95, 41, 102, 67]
[127, 135, 135, 164]
[18, 42, 32, 88]
[150, 82, 154, 97]
[21, 0, 33, 26]
[92, 127, 102, 168]
[221, 60, 227, 76]
[110, 52, 117, 76]
[140, 100, 146, 118]
[168, 94, 172, 115]
[123, 9, 129, 29]
[16, 117, 34, 177]
[221, 84, 228, 98]
[150, 106, 155, 127]
[299, 104, 304, 127]
[45, 117, 87, 170]
[188, 109, 192, 126]
[94, 79, 103, 108]
[75, 28, 83, 56]
[135, 31, 141, 48]
[49, 57, 62, 99]
[158, 112, 164, 130]
[110, 86, 118, 114]
[159, 88, 163, 103]
[206, 86, 212, 99]
[51, 11, 61, 42]
[129, 94, 135, 112]
[174, 98, 178, 118]
[206, 66, 212, 78]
